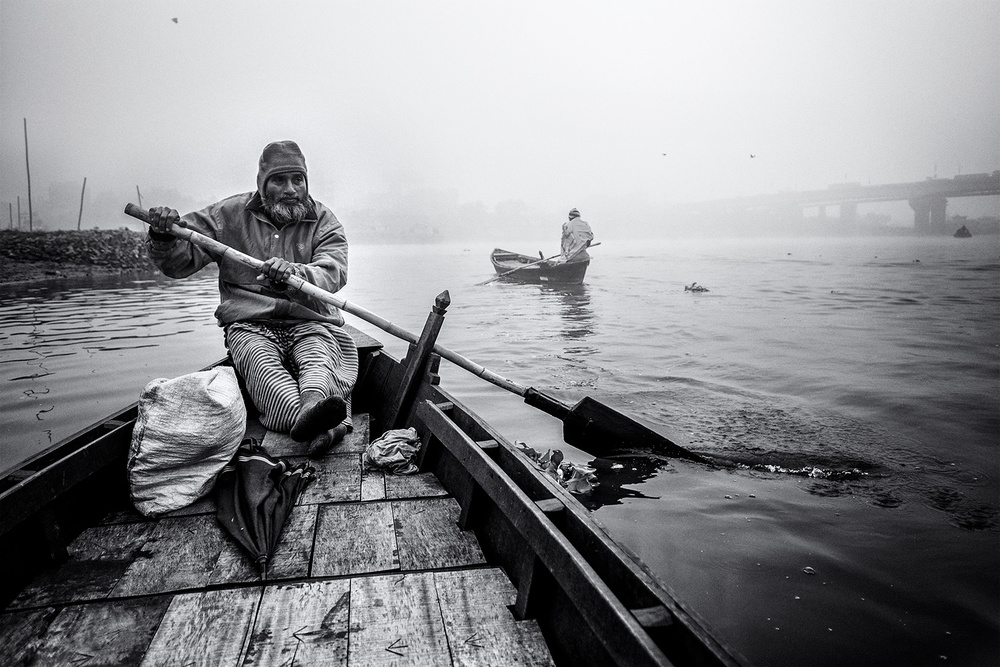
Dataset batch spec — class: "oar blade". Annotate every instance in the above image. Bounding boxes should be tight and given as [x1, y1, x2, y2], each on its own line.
[563, 396, 708, 463]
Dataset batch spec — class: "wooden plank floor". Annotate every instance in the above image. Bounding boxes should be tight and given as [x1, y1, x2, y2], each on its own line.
[0, 412, 555, 666]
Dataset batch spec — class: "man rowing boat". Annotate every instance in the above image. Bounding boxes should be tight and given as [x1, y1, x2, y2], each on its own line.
[554, 208, 594, 264]
[145, 141, 357, 456]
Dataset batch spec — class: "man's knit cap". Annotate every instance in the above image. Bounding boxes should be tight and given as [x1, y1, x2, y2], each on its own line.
[257, 141, 308, 194]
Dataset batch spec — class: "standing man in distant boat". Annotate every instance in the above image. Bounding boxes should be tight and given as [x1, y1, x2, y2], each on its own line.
[145, 140, 357, 457]
[557, 208, 595, 263]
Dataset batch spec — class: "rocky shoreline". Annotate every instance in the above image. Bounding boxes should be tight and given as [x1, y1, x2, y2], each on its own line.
[0, 228, 159, 285]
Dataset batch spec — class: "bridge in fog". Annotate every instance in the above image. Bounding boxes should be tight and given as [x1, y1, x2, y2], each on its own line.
[688, 171, 1000, 232]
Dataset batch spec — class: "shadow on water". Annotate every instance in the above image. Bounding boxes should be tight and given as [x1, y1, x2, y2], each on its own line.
[576, 454, 667, 511]
[542, 283, 595, 341]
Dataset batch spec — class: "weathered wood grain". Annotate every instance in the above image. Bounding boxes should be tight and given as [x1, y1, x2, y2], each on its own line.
[394, 497, 486, 571]
[312, 501, 399, 577]
[9, 521, 156, 608]
[29, 595, 172, 666]
[111, 515, 228, 597]
[386, 471, 448, 499]
[435, 569, 555, 667]
[0, 607, 59, 666]
[242, 580, 351, 666]
[296, 454, 361, 504]
[139, 587, 260, 667]
[361, 462, 386, 501]
[338, 412, 370, 454]
[211, 504, 318, 584]
[348, 572, 451, 666]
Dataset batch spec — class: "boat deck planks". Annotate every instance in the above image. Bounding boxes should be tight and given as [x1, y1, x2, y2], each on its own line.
[9, 521, 157, 608]
[297, 453, 364, 504]
[15, 595, 171, 666]
[141, 587, 260, 666]
[244, 578, 352, 665]
[435, 568, 554, 667]
[112, 514, 234, 596]
[313, 501, 399, 576]
[394, 497, 486, 570]
[0, 408, 555, 666]
[386, 470, 448, 499]
[348, 572, 452, 666]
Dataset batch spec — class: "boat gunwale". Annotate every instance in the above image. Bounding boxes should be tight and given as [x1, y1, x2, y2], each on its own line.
[402, 368, 743, 667]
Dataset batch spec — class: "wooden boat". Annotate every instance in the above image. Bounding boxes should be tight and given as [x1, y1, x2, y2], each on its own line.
[954, 224, 972, 238]
[490, 248, 590, 284]
[0, 312, 744, 665]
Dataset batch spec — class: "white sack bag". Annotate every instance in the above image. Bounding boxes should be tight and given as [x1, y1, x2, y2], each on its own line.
[128, 366, 247, 516]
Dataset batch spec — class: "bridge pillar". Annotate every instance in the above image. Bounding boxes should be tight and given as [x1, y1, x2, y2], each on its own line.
[930, 196, 948, 231]
[909, 196, 947, 233]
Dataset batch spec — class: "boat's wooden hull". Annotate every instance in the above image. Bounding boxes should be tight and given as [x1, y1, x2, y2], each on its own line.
[491, 248, 589, 284]
[0, 325, 742, 667]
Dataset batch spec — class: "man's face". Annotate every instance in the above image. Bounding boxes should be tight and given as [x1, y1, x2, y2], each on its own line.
[264, 172, 307, 205]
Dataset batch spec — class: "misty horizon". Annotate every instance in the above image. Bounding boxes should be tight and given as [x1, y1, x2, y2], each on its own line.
[2, 1, 998, 238]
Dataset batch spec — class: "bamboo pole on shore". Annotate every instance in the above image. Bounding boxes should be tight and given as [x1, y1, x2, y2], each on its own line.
[17, 197, 22, 231]
[23, 119, 33, 232]
[77, 178, 87, 230]
[8, 203, 12, 230]
[136, 186, 143, 209]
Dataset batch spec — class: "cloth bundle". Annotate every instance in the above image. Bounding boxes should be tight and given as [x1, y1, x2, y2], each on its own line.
[128, 366, 247, 516]
[363, 427, 421, 475]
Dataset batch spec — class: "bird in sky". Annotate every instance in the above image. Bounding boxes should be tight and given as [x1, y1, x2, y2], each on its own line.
[750, 154, 756, 158]
[171, 17, 178, 23]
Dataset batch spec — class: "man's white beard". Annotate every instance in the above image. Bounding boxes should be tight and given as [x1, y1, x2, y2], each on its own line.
[264, 195, 310, 226]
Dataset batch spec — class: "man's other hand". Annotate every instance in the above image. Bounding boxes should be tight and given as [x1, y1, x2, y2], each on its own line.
[258, 257, 298, 287]
[147, 207, 181, 236]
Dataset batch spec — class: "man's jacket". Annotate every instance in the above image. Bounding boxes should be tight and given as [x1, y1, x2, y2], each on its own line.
[147, 192, 348, 326]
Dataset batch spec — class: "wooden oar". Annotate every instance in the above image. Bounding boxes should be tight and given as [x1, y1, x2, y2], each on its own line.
[477, 242, 600, 286]
[125, 204, 703, 463]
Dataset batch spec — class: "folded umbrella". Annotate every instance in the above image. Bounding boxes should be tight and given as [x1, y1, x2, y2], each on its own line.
[214, 438, 315, 579]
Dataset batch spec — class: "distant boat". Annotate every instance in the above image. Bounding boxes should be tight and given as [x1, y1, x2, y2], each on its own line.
[954, 225, 972, 238]
[490, 248, 589, 284]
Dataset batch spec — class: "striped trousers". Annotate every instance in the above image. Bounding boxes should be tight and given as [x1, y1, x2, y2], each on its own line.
[225, 321, 358, 434]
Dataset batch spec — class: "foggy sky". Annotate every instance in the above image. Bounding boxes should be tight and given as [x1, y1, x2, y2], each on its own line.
[1, 0, 998, 234]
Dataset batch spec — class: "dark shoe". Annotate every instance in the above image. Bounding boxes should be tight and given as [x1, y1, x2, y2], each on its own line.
[290, 393, 347, 442]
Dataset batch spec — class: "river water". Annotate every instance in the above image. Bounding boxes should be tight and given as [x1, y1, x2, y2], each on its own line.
[1, 235, 997, 666]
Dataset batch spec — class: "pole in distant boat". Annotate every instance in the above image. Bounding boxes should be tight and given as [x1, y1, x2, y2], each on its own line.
[17, 197, 21, 231]
[23, 118, 33, 232]
[77, 178, 87, 231]
[7, 203, 12, 230]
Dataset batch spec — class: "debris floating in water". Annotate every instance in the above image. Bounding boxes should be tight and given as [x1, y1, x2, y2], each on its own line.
[516, 441, 599, 494]
[685, 282, 710, 292]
